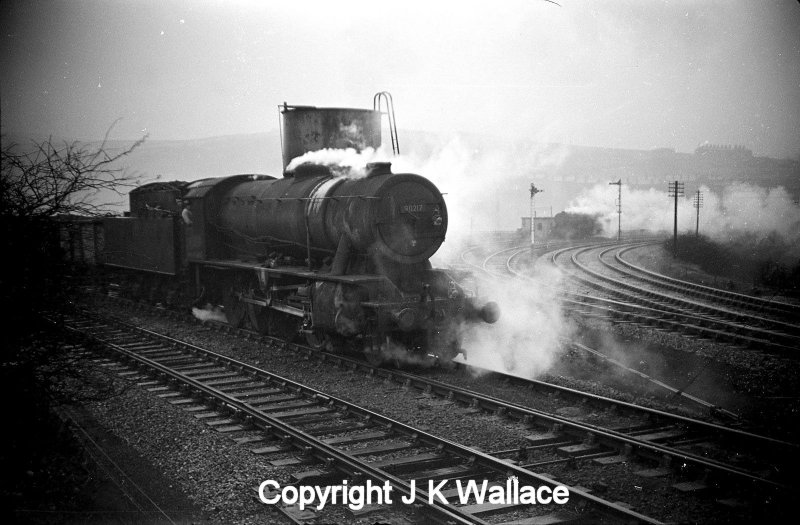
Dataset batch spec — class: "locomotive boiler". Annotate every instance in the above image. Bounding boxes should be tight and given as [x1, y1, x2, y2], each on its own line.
[99, 94, 499, 364]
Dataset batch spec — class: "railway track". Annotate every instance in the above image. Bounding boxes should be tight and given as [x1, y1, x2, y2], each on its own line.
[459, 240, 572, 276]
[549, 243, 800, 355]
[298, 340, 800, 496]
[613, 244, 800, 322]
[54, 308, 666, 525]
[52, 299, 799, 522]
[470, 240, 799, 356]
[460, 241, 746, 417]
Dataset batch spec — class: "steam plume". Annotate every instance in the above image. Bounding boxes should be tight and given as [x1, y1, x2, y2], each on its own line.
[286, 147, 385, 178]
[191, 303, 227, 323]
[566, 182, 800, 246]
[456, 263, 571, 378]
[394, 136, 573, 378]
[285, 135, 575, 378]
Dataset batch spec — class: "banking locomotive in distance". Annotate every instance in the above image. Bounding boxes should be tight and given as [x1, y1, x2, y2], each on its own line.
[93, 93, 499, 364]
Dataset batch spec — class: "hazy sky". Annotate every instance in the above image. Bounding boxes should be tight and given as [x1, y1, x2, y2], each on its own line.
[2, 0, 799, 158]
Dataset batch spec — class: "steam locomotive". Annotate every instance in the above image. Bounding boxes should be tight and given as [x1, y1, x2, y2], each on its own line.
[82, 94, 499, 364]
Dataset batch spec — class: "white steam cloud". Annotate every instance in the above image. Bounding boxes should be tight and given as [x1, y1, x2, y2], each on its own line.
[392, 135, 569, 262]
[286, 136, 575, 378]
[566, 182, 800, 245]
[191, 304, 227, 323]
[286, 147, 385, 178]
[288, 135, 570, 237]
[456, 263, 571, 378]
[392, 137, 572, 378]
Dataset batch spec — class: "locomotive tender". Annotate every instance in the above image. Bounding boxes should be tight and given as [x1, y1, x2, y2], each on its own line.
[99, 94, 499, 364]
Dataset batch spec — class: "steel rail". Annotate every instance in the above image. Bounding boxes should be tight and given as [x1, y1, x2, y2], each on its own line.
[58, 316, 484, 525]
[463, 243, 750, 418]
[547, 245, 797, 354]
[584, 245, 800, 341]
[295, 342, 798, 492]
[501, 247, 743, 419]
[615, 244, 800, 317]
[461, 244, 799, 485]
[59, 311, 665, 525]
[379, 369, 798, 491]
[77, 306, 799, 491]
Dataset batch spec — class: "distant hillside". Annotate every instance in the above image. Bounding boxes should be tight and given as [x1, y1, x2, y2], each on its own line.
[2, 130, 284, 181]
[4, 130, 797, 222]
[121, 132, 285, 182]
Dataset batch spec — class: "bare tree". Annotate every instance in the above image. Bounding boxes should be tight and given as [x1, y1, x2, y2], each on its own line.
[1, 123, 148, 345]
[0, 126, 147, 452]
[1, 122, 147, 218]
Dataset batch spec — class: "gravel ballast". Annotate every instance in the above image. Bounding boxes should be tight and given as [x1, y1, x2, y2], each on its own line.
[57, 295, 794, 523]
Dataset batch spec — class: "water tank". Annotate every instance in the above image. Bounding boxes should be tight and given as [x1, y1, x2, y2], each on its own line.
[280, 105, 382, 170]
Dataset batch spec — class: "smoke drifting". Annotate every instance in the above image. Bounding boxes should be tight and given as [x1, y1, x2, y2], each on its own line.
[286, 137, 575, 378]
[191, 304, 227, 323]
[391, 138, 573, 378]
[566, 182, 800, 246]
[396, 137, 569, 239]
[286, 147, 384, 178]
[455, 263, 572, 378]
[288, 134, 570, 239]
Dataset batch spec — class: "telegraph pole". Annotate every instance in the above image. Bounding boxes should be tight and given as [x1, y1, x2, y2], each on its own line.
[609, 179, 621, 241]
[668, 181, 685, 256]
[529, 183, 543, 245]
[692, 190, 703, 237]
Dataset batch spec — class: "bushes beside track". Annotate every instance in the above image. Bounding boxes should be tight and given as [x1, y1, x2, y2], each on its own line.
[668, 233, 800, 296]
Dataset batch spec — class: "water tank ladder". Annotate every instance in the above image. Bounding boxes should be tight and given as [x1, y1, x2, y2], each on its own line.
[373, 91, 399, 155]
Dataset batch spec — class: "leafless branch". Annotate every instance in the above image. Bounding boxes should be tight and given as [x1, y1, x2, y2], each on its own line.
[1, 124, 147, 219]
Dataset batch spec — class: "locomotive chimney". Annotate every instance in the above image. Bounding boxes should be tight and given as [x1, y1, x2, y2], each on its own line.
[365, 162, 392, 177]
[280, 105, 382, 175]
